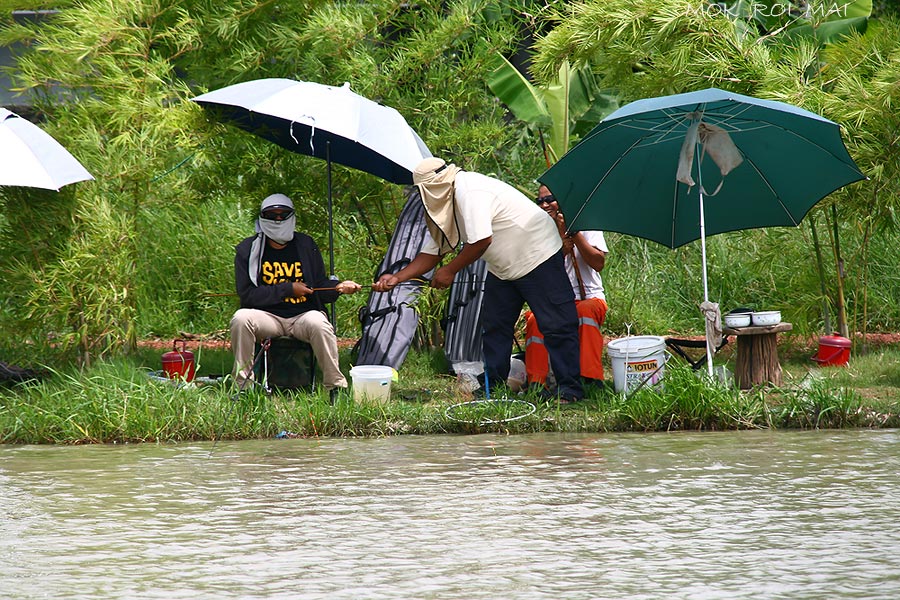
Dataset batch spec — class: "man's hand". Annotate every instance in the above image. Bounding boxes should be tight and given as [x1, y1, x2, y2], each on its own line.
[555, 211, 576, 255]
[431, 266, 455, 290]
[336, 280, 362, 295]
[372, 273, 400, 292]
[292, 281, 313, 297]
[555, 211, 568, 235]
[372, 251, 442, 292]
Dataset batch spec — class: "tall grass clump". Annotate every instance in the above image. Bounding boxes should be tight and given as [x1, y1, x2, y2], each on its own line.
[775, 346, 900, 428]
[0, 361, 237, 444]
[612, 364, 768, 431]
[3, 346, 899, 445]
[768, 379, 866, 429]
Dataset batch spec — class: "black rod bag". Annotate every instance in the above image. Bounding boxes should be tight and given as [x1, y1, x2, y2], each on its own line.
[354, 187, 434, 369]
[442, 258, 487, 373]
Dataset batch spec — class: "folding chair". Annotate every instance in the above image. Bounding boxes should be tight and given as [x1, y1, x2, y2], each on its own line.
[254, 337, 317, 393]
[665, 336, 730, 371]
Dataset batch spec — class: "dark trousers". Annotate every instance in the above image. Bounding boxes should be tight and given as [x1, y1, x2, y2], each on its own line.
[482, 251, 582, 399]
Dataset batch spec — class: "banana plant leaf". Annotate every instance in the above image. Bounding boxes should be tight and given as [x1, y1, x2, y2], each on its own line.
[486, 53, 617, 163]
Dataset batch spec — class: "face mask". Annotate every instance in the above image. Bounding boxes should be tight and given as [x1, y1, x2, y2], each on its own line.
[257, 214, 296, 244]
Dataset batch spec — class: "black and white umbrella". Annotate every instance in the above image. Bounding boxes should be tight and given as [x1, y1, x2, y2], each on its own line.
[193, 78, 431, 276]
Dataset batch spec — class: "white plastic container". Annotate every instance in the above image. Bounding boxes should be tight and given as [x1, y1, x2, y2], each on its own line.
[349, 365, 393, 403]
[606, 335, 667, 393]
[751, 310, 782, 326]
[724, 312, 751, 328]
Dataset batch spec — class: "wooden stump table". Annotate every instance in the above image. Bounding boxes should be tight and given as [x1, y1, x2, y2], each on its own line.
[722, 322, 793, 389]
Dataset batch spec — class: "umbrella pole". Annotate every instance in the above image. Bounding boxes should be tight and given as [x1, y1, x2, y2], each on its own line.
[326, 141, 336, 326]
[326, 141, 335, 277]
[697, 166, 714, 378]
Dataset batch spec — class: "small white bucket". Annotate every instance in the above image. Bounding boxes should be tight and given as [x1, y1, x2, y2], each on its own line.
[607, 335, 667, 393]
[349, 365, 394, 403]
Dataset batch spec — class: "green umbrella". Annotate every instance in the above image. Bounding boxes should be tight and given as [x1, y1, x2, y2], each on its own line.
[540, 88, 865, 374]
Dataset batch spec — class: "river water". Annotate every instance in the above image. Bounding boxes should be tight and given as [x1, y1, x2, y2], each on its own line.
[1, 430, 899, 599]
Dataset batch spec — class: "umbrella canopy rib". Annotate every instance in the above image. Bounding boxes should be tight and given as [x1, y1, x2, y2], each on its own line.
[566, 129, 656, 233]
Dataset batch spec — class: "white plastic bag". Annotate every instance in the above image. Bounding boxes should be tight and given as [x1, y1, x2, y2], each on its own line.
[507, 356, 526, 392]
[452, 361, 484, 392]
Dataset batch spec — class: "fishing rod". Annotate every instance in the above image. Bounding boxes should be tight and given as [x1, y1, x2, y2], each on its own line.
[210, 337, 271, 456]
[200, 278, 491, 298]
[201, 283, 423, 297]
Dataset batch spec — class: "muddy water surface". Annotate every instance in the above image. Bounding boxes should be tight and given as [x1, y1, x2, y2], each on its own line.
[2, 429, 899, 599]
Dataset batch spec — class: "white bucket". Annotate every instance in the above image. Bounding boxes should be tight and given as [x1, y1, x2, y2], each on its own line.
[349, 365, 394, 403]
[607, 335, 667, 394]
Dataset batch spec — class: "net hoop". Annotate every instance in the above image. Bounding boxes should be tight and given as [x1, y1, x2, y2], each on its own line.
[444, 398, 536, 425]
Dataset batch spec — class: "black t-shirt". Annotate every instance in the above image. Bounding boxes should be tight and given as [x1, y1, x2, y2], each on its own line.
[234, 232, 338, 315]
[260, 241, 310, 318]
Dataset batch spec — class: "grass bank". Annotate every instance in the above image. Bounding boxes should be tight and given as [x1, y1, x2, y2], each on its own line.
[1, 339, 899, 445]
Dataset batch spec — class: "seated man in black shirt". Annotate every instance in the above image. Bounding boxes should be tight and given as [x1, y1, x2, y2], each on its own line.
[231, 193, 361, 398]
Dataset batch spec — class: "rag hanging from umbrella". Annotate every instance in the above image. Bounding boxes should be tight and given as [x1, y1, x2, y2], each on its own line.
[540, 87, 865, 376]
[0, 108, 93, 190]
[192, 78, 431, 280]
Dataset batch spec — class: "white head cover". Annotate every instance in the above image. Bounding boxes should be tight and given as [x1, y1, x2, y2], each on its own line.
[256, 193, 296, 244]
[413, 157, 462, 255]
[248, 193, 296, 286]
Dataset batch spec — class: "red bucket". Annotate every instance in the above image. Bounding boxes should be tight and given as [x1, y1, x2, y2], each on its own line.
[161, 340, 196, 382]
[812, 334, 851, 367]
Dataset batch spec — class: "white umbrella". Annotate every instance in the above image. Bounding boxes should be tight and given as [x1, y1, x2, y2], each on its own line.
[193, 78, 429, 184]
[0, 108, 93, 190]
[193, 78, 432, 280]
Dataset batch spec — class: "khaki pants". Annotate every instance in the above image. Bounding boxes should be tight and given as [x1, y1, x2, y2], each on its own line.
[230, 308, 347, 390]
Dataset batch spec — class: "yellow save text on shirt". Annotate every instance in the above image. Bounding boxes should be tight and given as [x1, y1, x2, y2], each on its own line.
[261, 260, 307, 304]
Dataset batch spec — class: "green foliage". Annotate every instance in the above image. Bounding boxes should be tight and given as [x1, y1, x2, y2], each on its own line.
[487, 53, 618, 162]
[872, 1, 900, 18]
[534, 0, 771, 97]
[18, 194, 138, 366]
[0, 0, 527, 365]
[132, 193, 243, 337]
[0, 1, 203, 363]
[530, 0, 900, 338]
[717, 0, 872, 45]
[819, 20, 900, 226]
[0, 0, 899, 373]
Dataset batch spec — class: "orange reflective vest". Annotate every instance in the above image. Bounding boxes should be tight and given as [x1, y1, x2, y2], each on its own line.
[525, 297, 608, 384]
